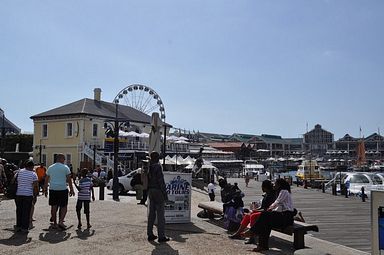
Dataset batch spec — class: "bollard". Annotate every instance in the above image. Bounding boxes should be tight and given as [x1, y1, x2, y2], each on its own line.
[344, 185, 348, 198]
[361, 187, 365, 202]
[322, 181, 325, 193]
[332, 183, 336, 196]
[99, 181, 105, 200]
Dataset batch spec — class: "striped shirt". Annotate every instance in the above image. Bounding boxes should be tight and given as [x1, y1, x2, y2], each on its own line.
[16, 169, 38, 197]
[77, 177, 92, 201]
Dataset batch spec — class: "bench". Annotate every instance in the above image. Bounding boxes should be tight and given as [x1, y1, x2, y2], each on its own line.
[197, 201, 319, 250]
[198, 201, 223, 219]
[273, 221, 319, 249]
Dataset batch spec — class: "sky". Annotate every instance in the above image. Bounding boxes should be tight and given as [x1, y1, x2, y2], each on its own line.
[1, 0, 383, 139]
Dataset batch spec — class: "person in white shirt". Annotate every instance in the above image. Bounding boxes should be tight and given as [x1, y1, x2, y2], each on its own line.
[15, 160, 38, 233]
[207, 181, 215, 201]
[242, 178, 295, 252]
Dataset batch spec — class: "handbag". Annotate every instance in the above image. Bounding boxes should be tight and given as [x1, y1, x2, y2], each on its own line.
[5, 173, 18, 199]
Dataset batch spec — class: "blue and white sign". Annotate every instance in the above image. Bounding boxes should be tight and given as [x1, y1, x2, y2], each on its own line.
[164, 172, 192, 224]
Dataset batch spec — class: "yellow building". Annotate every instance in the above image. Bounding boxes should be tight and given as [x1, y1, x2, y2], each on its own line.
[30, 88, 163, 172]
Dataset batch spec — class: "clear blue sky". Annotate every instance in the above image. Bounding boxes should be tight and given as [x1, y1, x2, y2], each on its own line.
[1, 1, 383, 139]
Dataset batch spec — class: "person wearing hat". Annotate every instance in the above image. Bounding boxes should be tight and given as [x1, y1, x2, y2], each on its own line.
[146, 151, 170, 243]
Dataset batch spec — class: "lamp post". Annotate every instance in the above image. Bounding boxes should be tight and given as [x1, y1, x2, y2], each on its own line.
[34, 141, 46, 164]
[104, 101, 130, 201]
[0, 108, 5, 158]
[113, 103, 119, 201]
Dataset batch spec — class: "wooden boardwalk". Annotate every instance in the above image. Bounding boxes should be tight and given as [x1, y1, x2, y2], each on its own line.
[226, 178, 372, 253]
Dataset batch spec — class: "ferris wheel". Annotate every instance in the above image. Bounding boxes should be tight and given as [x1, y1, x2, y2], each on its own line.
[113, 84, 166, 121]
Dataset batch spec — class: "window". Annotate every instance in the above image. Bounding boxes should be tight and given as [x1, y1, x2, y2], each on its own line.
[42, 124, 48, 138]
[66, 154, 72, 167]
[66, 122, 73, 137]
[92, 123, 98, 137]
[42, 154, 47, 166]
[350, 174, 370, 184]
[370, 174, 383, 185]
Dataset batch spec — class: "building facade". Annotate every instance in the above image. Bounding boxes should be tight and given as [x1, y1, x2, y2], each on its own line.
[30, 88, 165, 172]
[303, 124, 334, 156]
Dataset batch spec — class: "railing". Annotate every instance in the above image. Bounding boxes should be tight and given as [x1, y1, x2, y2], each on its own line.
[83, 143, 114, 169]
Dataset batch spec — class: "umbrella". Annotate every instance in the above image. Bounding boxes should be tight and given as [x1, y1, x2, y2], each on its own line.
[138, 133, 149, 138]
[174, 140, 189, 144]
[149, 112, 162, 153]
[127, 131, 141, 137]
[167, 135, 179, 141]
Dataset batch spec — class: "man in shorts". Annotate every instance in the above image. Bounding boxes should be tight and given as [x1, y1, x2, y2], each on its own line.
[43, 154, 75, 229]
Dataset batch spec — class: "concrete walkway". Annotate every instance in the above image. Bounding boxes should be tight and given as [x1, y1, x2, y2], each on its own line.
[0, 184, 369, 255]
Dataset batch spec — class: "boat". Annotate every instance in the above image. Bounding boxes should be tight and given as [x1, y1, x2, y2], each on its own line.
[295, 160, 322, 181]
[369, 162, 384, 171]
[325, 172, 384, 197]
[243, 160, 265, 177]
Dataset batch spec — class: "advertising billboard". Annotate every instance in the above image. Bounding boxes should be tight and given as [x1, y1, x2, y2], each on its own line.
[163, 172, 192, 224]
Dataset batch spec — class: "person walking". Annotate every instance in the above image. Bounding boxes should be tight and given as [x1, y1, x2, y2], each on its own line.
[244, 173, 251, 187]
[0, 160, 7, 193]
[74, 168, 95, 229]
[14, 160, 38, 233]
[146, 151, 170, 243]
[138, 165, 148, 205]
[207, 180, 215, 201]
[43, 154, 75, 230]
[35, 163, 46, 194]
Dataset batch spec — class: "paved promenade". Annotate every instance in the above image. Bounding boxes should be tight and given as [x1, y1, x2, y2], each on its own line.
[0, 181, 369, 255]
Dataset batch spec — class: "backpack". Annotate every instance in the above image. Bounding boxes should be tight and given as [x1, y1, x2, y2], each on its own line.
[5, 173, 18, 199]
[130, 173, 142, 187]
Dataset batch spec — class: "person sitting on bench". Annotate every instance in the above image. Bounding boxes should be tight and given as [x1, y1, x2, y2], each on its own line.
[242, 178, 295, 252]
[229, 179, 276, 241]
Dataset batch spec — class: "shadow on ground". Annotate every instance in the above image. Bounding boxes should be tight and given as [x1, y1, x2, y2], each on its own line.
[73, 228, 96, 240]
[165, 222, 206, 243]
[151, 242, 179, 255]
[39, 226, 72, 244]
[0, 232, 32, 246]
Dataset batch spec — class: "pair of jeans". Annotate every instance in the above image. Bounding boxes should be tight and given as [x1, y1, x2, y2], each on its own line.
[147, 189, 166, 239]
[250, 210, 294, 249]
[15, 195, 33, 230]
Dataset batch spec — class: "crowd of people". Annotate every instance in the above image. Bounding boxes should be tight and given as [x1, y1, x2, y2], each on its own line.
[1, 152, 170, 243]
[1, 153, 305, 251]
[215, 176, 304, 252]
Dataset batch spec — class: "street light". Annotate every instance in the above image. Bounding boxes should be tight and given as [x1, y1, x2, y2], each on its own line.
[104, 101, 130, 201]
[0, 108, 5, 158]
[34, 141, 46, 164]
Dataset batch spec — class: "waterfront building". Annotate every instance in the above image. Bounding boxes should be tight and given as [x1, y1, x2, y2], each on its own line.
[247, 134, 304, 159]
[304, 124, 334, 156]
[333, 133, 384, 161]
[30, 88, 166, 171]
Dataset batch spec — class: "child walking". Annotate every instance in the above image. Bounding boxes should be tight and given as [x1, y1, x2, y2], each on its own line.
[74, 168, 95, 229]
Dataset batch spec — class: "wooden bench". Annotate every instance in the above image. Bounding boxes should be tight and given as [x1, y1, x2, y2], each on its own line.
[273, 221, 319, 249]
[197, 201, 319, 250]
[198, 201, 223, 219]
